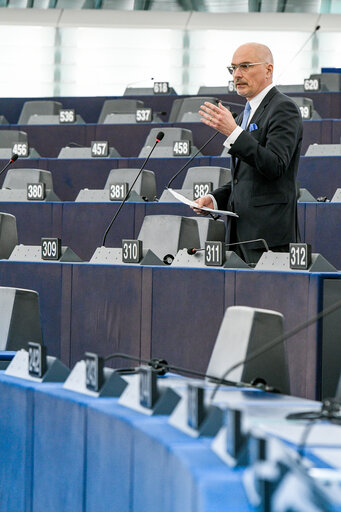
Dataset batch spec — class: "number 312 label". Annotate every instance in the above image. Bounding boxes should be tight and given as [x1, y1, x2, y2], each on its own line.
[289, 243, 312, 270]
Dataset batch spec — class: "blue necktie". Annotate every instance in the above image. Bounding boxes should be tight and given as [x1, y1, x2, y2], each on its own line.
[241, 101, 251, 130]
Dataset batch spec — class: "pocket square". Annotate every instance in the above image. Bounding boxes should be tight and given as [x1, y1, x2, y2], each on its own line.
[249, 123, 258, 132]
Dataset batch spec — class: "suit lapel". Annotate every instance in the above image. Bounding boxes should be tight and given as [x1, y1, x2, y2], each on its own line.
[247, 86, 279, 127]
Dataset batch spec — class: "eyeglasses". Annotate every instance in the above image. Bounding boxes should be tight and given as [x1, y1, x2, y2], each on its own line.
[227, 62, 267, 75]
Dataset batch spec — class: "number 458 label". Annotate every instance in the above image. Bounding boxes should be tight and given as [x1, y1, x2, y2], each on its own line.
[173, 140, 191, 156]
[289, 243, 312, 270]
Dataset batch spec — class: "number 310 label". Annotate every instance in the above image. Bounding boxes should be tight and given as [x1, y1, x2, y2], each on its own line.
[289, 243, 312, 270]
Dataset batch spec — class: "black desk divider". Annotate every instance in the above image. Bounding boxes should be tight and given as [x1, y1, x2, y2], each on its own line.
[172, 249, 248, 268]
[169, 382, 223, 437]
[118, 371, 181, 416]
[206, 306, 290, 395]
[9, 244, 82, 263]
[211, 408, 249, 467]
[0, 287, 42, 350]
[57, 146, 120, 158]
[0, 213, 17, 258]
[5, 348, 69, 383]
[255, 251, 337, 272]
[63, 360, 128, 398]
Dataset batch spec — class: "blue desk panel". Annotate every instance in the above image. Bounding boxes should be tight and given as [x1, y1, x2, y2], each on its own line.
[32, 386, 98, 512]
[0, 373, 57, 512]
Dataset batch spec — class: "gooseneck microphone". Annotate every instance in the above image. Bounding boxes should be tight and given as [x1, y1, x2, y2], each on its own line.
[166, 112, 238, 190]
[104, 351, 237, 386]
[101, 131, 164, 247]
[0, 153, 18, 179]
[187, 238, 269, 255]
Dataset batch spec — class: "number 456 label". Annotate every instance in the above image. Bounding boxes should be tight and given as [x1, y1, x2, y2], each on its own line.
[289, 243, 312, 270]
[12, 142, 28, 157]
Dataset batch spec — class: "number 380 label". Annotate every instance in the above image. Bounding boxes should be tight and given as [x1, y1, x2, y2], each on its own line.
[27, 182, 46, 201]
[289, 243, 312, 270]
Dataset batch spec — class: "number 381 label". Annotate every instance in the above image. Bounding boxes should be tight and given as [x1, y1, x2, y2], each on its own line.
[41, 238, 61, 261]
[289, 243, 312, 270]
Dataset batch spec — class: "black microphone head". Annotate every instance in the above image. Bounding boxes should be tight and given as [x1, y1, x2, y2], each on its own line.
[11, 153, 18, 162]
[315, 25, 320, 31]
[156, 131, 164, 142]
[187, 248, 196, 255]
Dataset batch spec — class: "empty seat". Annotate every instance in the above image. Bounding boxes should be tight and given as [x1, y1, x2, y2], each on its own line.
[104, 168, 156, 201]
[138, 127, 200, 158]
[18, 101, 62, 125]
[0, 130, 27, 148]
[58, 146, 120, 158]
[98, 99, 144, 123]
[75, 168, 157, 202]
[291, 97, 321, 119]
[159, 166, 231, 202]
[169, 96, 219, 123]
[137, 215, 200, 261]
[0, 286, 42, 350]
[3, 168, 53, 190]
[0, 213, 18, 259]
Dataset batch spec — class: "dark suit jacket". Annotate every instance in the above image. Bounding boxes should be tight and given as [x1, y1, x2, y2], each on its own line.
[212, 86, 303, 248]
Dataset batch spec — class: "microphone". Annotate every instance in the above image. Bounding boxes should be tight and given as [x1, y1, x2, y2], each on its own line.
[103, 351, 239, 386]
[277, 24, 321, 81]
[187, 238, 269, 255]
[166, 112, 238, 190]
[125, 77, 155, 88]
[0, 153, 18, 179]
[101, 131, 164, 247]
[210, 293, 341, 402]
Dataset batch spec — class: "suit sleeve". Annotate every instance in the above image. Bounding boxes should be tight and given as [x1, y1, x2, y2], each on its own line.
[228, 98, 302, 181]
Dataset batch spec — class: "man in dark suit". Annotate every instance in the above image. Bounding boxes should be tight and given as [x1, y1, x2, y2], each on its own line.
[194, 42, 303, 264]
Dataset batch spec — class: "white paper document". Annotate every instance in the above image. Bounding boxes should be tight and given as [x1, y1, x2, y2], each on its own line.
[167, 188, 239, 218]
